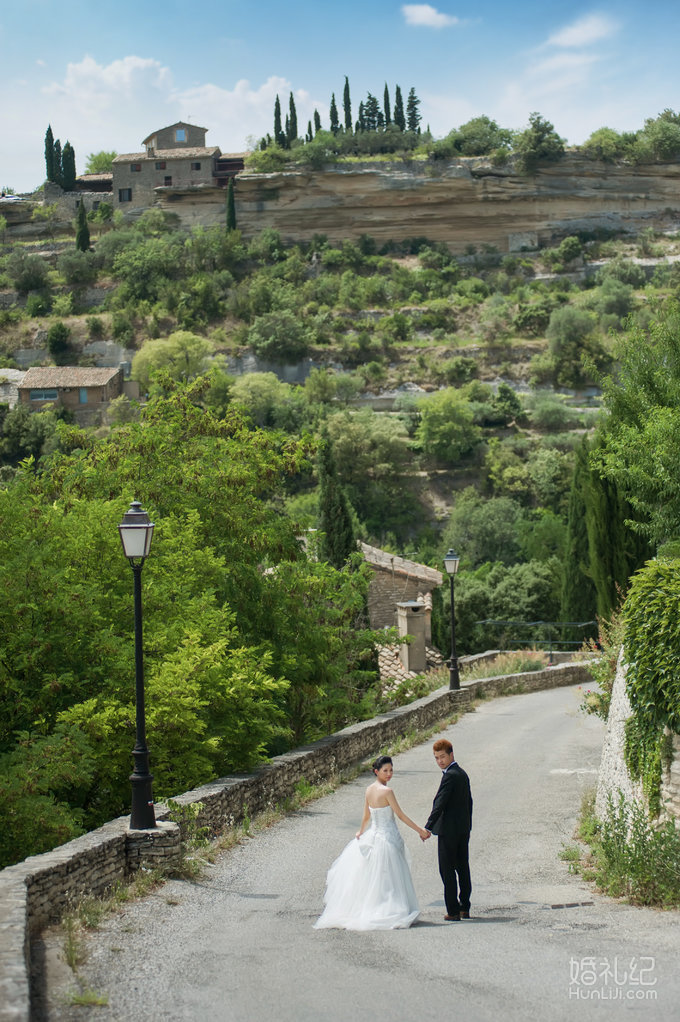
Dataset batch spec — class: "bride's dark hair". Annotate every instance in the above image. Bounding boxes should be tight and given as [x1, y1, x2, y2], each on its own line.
[372, 755, 393, 773]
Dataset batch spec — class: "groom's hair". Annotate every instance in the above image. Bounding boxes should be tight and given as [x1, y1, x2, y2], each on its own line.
[432, 739, 453, 755]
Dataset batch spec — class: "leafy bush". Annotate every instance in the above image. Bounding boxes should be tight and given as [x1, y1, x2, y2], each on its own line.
[247, 310, 311, 362]
[514, 112, 565, 173]
[7, 251, 49, 293]
[47, 320, 71, 362]
[57, 250, 98, 286]
[593, 793, 680, 906]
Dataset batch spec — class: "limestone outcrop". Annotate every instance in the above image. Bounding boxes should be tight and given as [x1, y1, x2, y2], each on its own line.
[158, 153, 680, 252]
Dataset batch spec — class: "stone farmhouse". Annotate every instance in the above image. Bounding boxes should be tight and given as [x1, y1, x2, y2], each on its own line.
[17, 366, 134, 424]
[111, 121, 244, 210]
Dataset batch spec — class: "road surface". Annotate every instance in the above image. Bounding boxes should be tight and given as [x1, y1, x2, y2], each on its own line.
[41, 684, 680, 1021]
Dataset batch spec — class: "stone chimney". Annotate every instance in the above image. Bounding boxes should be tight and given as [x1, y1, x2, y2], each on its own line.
[396, 600, 429, 674]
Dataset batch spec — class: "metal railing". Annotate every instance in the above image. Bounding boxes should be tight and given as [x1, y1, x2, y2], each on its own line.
[475, 619, 598, 664]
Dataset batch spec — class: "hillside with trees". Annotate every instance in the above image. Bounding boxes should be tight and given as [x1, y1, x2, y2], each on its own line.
[3, 99, 680, 868]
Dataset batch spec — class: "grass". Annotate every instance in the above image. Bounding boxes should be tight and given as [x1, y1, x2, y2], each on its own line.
[68, 988, 109, 1007]
[569, 788, 680, 906]
[460, 650, 548, 682]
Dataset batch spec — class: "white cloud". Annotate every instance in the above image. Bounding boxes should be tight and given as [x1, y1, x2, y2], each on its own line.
[546, 13, 619, 48]
[402, 5, 459, 29]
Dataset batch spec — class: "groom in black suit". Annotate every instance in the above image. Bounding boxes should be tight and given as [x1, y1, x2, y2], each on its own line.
[424, 738, 473, 921]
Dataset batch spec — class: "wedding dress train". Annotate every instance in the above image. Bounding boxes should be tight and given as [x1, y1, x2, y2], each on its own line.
[314, 805, 420, 930]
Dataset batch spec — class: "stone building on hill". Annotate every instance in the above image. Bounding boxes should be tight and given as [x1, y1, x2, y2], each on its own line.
[111, 121, 244, 209]
[17, 366, 134, 424]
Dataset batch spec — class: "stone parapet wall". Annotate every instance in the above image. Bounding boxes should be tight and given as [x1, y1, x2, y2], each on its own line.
[0, 660, 591, 1022]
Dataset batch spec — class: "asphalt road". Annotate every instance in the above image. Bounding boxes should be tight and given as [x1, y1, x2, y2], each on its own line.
[42, 684, 680, 1021]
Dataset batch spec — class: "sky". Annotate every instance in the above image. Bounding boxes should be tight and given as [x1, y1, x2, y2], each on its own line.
[2, 1, 680, 192]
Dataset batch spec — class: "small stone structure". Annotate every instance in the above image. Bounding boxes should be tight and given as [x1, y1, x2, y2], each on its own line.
[360, 542, 442, 632]
[396, 600, 429, 673]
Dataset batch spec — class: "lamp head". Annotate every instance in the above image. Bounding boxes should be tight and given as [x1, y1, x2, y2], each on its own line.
[118, 501, 154, 562]
[443, 548, 460, 576]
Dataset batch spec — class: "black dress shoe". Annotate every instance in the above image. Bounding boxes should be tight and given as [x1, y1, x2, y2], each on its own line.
[461, 910, 470, 919]
[444, 913, 461, 921]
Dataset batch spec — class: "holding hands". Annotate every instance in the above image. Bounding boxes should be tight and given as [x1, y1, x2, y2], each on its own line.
[419, 828, 431, 842]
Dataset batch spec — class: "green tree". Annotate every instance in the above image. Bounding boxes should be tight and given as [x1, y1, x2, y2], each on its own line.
[84, 150, 118, 173]
[317, 431, 356, 569]
[61, 141, 76, 191]
[247, 310, 311, 362]
[415, 389, 480, 462]
[75, 199, 90, 252]
[44, 125, 55, 182]
[288, 92, 298, 145]
[442, 487, 523, 567]
[53, 139, 62, 187]
[47, 320, 71, 364]
[515, 112, 565, 173]
[383, 83, 391, 126]
[131, 331, 214, 389]
[406, 87, 421, 133]
[313, 109, 322, 134]
[456, 115, 513, 156]
[226, 177, 236, 231]
[330, 93, 339, 134]
[393, 86, 405, 131]
[343, 76, 352, 133]
[274, 94, 286, 148]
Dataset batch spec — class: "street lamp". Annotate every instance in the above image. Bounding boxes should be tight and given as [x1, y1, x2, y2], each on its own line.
[443, 548, 460, 691]
[118, 500, 156, 830]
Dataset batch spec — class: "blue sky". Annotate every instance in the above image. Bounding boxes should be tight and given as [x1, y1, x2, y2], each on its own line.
[3, 1, 680, 191]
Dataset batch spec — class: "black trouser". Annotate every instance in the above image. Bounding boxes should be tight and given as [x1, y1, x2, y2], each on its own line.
[438, 833, 471, 914]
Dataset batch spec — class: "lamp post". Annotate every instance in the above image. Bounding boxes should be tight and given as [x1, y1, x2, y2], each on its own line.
[443, 548, 460, 691]
[118, 500, 156, 831]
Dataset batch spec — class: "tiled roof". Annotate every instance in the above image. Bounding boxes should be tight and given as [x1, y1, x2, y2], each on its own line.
[76, 173, 113, 182]
[377, 643, 445, 683]
[360, 542, 443, 586]
[113, 148, 220, 162]
[20, 367, 121, 388]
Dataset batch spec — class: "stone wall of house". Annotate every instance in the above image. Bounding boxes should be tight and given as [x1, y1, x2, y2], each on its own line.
[368, 572, 433, 631]
[43, 181, 113, 219]
[595, 654, 680, 822]
[0, 661, 592, 1022]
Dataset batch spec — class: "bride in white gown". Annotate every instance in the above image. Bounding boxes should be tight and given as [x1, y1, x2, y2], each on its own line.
[314, 755, 430, 930]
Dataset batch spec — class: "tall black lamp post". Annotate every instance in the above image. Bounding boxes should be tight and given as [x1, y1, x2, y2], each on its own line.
[118, 500, 156, 831]
[443, 548, 460, 691]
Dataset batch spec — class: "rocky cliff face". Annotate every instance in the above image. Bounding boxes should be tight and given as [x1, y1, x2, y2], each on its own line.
[159, 153, 680, 252]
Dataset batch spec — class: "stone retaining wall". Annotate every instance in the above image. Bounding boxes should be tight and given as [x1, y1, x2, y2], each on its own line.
[0, 661, 592, 1022]
[596, 654, 680, 822]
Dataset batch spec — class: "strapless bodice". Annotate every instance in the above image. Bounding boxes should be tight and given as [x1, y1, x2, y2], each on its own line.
[369, 805, 398, 833]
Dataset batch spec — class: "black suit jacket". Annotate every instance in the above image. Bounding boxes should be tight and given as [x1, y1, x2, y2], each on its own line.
[425, 763, 473, 839]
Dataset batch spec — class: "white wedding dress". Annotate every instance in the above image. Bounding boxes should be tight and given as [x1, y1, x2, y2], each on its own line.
[314, 805, 420, 930]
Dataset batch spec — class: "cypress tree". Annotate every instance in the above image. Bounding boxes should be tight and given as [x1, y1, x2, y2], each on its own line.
[285, 114, 290, 148]
[393, 86, 405, 131]
[61, 141, 76, 191]
[329, 93, 339, 135]
[406, 87, 421, 133]
[313, 109, 321, 134]
[383, 84, 391, 126]
[226, 177, 236, 231]
[585, 466, 651, 621]
[560, 439, 597, 639]
[53, 139, 63, 187]
[356, 101, 365, 133]
[364, 93, 380, 132]
[274, 95, 286, 148]
[75, 199, 90, 252]
[44, 125, 55, 182]
[343, 76, 352, 133]
[306, 120, 313, 143]
[288, 92, 298, 144]
[317, 432, 356, 569]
